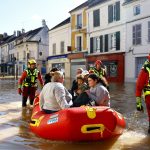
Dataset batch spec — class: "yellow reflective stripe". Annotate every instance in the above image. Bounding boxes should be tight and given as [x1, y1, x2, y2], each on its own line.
[18, 84, 22, 88]
[23, 69, 38, 86]
[144, 91, 150, 96]
[144, 66, 150, 96]
[31, 76, 35, 82]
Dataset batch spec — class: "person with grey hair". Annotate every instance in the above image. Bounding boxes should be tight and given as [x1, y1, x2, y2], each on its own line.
[39, 71, 73, 114]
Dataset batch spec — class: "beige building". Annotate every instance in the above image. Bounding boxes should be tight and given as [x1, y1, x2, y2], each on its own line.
[0, 20, 49, 76]
[48, 17, 71, 79]
[15, 20, 49, 75]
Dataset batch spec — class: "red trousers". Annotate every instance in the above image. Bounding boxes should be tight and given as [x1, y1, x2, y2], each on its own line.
[22, 87, 36, 107]
[145, 95, 150, 122]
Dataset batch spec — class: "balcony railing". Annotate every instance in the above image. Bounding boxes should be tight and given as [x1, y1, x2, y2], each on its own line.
[76, 47, 82, 51]
[76, 24, 82, 29]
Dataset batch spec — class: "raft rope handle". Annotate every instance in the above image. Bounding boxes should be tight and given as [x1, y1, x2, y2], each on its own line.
[81, 124, 105, 137]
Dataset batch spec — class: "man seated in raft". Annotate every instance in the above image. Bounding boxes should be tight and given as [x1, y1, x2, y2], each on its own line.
[39, 71, 73, 114]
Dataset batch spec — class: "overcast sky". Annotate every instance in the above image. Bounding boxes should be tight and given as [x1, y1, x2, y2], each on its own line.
[0, 0, 87, 35]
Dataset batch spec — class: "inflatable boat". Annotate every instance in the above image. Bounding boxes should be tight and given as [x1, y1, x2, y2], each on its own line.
[30, 96, 126, 141]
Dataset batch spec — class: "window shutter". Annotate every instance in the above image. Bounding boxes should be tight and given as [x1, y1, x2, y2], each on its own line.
[116, 1, 120, 21]
[116, 31, 120, 50]
[105, 34, 108, 52]
[90, 37, 93, 53]
[133, 26, 136, 45]
[100, 35, 103, 52]
[108, 5, 113, 23]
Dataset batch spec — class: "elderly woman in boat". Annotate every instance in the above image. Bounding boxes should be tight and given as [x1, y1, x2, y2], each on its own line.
[39, 71, 73, 114]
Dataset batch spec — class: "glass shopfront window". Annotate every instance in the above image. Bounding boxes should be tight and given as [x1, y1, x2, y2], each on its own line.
[52, 63, 65, 73]
[104, 61, 118, 77]
[88, 61, 118, 78]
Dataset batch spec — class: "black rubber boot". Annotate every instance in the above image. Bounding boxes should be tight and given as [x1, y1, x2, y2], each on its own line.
[148, 122, 150, 134]
[30, 99, 34, 105]
[22, 97, 28, 107]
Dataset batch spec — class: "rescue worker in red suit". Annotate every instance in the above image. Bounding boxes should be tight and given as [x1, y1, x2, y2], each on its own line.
[136, 54, 150, 133]
[89, 60, 109, 90]
[18, 59, 44, 108]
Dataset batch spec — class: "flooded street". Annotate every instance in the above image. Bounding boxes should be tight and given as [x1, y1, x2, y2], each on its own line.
[0, 79, 150, 150]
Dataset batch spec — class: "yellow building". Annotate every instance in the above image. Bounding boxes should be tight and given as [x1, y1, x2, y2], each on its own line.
[69, 1, 88, 52]
[69, 1, 88, 79]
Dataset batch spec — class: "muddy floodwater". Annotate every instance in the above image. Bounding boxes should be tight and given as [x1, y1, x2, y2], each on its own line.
[0, 79, 150, 150]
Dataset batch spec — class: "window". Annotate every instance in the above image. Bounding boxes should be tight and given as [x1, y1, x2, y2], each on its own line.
[77, 14, 82, 29]
[133, 5, 140, 16]
[108, 1, 120, 23]
[93, 9, 100, 27]
[30, 51, 35, 58]
[27, 53, 30, 59]
[17, 52, 19, 60]
[60, 41, 65, 54]
[136, 57, 147, 78]
[23, 51, 26, 60]
[76, 36, 82, 51]
[108, 32, 120, 51]
[133, 24, 142, 45]
[93, 37, 100, 52]
[148, 21, 150, 42]
[53, 43, 56, 55]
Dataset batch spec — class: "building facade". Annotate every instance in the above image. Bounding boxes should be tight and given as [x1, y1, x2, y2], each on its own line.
[123, 0, 150, 82]
[48, 18, 71, 79]
[86, 0, 126, 82]
[68, 1, 88, 80]
[15, 20, 49, 76]
[0, 20, 49, 76]
[0, 34, 15, 75]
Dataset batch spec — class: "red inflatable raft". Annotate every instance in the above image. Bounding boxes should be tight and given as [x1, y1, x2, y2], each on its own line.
[30, 96, 126, 141]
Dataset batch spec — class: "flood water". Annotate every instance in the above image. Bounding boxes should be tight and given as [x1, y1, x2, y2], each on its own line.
[0, 79, 150, 150]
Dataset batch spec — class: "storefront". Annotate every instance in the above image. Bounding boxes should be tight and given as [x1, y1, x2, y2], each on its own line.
[86, 52, 125, 82]
[68, 52, 87, 80]
[47, 54, 70, 79]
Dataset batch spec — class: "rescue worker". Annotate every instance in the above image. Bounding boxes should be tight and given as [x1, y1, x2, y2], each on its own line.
[89, 60, 109, 90]
[18, 59, 44, 108]
[136, 54, 150, 133]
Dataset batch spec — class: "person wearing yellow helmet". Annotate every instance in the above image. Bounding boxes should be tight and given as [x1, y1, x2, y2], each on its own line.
[28, 59, 36, 70]
[18, 59, 44, 108]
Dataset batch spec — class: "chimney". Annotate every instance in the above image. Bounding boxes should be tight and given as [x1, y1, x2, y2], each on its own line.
[14, 31, 16, 37]
[3, 32, 8, 38]
[42, 19, 46, 27]
[17, 30, 21, 36]
[22, 28, 25, 34]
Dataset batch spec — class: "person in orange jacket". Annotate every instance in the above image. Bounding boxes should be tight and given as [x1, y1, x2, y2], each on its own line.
[18, 59, 44, 108]
[136, 54, 150, 133]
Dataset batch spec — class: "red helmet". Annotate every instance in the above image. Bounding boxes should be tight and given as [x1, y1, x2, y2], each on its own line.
[95, 60, 102, 66]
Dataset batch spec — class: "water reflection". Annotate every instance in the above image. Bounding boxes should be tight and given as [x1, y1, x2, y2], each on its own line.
[0, 79, 150, 149]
